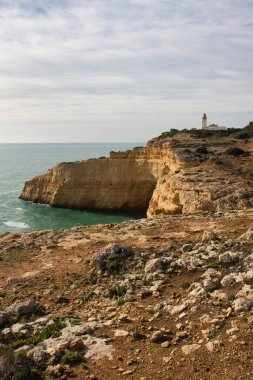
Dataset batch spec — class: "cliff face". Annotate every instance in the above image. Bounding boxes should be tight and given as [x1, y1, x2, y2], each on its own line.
[20, 146, 184, 213]
[20, 134, 253, 216]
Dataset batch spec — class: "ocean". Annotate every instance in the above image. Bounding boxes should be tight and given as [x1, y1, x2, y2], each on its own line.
[0, 143, 141, 234]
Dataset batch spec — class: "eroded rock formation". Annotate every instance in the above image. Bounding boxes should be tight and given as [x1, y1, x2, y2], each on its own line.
[20, 133, 253, 216]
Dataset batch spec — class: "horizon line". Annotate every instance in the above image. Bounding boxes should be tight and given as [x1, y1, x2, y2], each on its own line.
[0, 141, 145, 144]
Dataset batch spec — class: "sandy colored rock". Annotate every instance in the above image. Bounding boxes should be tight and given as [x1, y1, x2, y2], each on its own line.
[182, 343, 201, 355]
[20, 133, 253, 217]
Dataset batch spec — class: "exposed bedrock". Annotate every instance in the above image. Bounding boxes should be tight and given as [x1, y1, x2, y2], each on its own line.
[20, 135, 253, 217]
[20, 146, 183, 214]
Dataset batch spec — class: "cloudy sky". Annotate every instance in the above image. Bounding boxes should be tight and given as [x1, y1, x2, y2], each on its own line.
[0, 0, 252, 142]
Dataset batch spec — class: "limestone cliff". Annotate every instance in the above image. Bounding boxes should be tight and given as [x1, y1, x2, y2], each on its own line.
[20, 133, 253, 216]
[20, 145, 184, 213]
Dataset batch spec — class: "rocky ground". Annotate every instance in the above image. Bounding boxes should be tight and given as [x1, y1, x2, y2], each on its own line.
[0, 209, 253, 379]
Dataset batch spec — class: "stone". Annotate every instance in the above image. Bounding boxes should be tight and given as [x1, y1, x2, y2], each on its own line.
[221, 274, 236, 288]
[145, 259, 163, 273]
[7, 277, 24, 286]
[182, 344, 201, 355]
[150, 330, 166, 343]
[210, 290, 227, 301]
[5, 299, 42, 316]
[181, 243, 193, 253]
[46, 364, 65, 377]
[205, 340, 220, 352]
[118, 314, 131, 323]
[93, 252, 109, 272]
[122, 369, 135, 375]
[149, 280, 163, 292]
[188, 282, 206, 300]
[124, 293, 136, 302]
[226, 327, 239, 335]
[170, 304, 187, 315]
[243, 270, 253, 282]
[233, 297, 253, 312]
[202, 268, 221, 280]
[11, 323, 26, 334]
[27, 346, 49, 364]
[219, 252, 234, 264]
[114, 330, 129, 337]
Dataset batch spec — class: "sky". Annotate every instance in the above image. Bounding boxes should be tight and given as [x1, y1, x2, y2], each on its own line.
[0, 0, 252, 143]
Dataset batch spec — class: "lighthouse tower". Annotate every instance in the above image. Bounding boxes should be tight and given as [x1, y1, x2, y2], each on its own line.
[202, 113, 207, 129]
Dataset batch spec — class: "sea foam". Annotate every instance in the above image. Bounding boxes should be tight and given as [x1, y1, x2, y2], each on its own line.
[3, 221, 29, 229]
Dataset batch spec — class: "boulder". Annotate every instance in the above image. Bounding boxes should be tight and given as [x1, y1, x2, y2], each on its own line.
[182, 344, 201, 355]
[221, 274, 237, 288]
[5, 299, 42, 317]
[93, 244, 133, 273]
[150, 330, 166, 343]
[145, 258, 163, 273]
[233, 297, 253, 312]
[219, 252, 234, 264]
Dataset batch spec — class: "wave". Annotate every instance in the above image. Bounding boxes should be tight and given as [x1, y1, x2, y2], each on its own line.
[0, 190, 20, 196]
[3, 221, 29, 229]
[15, 207, 23, 211]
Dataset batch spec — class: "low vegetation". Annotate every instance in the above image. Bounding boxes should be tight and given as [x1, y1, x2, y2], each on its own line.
[3, 317, 65, 349]
[224, 147, 247, 157]
[0, 347, 43, 380]
[148, 121, 253, 145]
[61, 350, 83, 366]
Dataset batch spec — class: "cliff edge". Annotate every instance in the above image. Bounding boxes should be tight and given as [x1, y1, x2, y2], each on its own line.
[20, 131, 253, 216]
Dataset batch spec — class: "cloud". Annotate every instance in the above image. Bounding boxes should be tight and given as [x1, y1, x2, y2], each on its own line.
[0, 0, 252, 142]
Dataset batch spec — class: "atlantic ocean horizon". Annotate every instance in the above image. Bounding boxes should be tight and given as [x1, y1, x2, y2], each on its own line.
[0, 143, 141, 234]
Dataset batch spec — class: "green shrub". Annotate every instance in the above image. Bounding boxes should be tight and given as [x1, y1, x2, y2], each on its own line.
[108, 284, 127, 298]
[182, 148, 191, 154]
[196, 146, 209, 155]
[234, 133, 250, 140]
[107, 253, 122, 272]
[117, 297, 125, 306]
[242, 121, 253, 134]
[0, 347, 43, 380]
[80, 288, 94, 302]
[224, 147, 247, 157]
[8, 317, 65, 349]
[61, 350, 83, 366]
[14, 352, 43, 380]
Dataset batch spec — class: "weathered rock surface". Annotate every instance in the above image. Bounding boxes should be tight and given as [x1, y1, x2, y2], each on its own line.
[20, 145, 180, 213]
[20, 133, 253, 216]
[5, 299, 42, 317]
[0, 209, 253, 379]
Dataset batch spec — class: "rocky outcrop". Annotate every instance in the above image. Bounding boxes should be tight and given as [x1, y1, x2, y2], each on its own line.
[20, 145, 184, 213]
[20, 133, 253, 216]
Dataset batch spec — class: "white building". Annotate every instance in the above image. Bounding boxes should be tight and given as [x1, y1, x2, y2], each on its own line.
[202, 113, 226, 130]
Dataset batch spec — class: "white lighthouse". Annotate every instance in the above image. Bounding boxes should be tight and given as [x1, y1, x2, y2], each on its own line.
[202, 113, 207, 129]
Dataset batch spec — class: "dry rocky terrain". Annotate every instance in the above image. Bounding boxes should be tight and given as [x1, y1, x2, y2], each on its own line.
[0, 209, 253, 379]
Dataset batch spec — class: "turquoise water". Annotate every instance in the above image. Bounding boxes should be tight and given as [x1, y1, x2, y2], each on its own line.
[0, 143, 142, 234]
